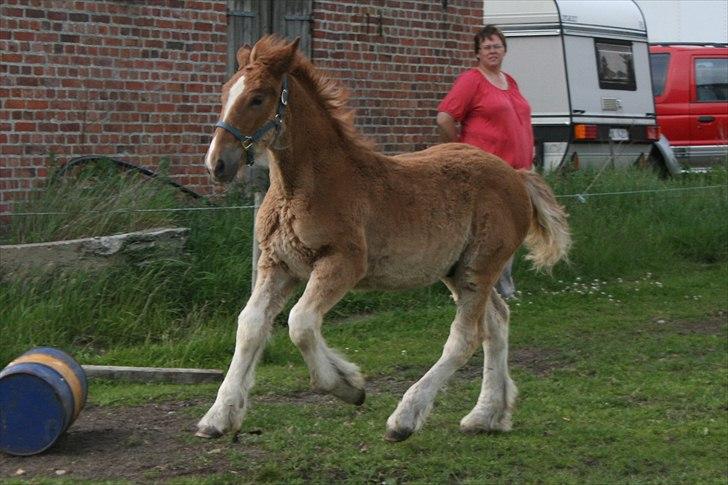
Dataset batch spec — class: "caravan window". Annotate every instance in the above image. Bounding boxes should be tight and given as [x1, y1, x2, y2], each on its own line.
[650, 53, 670, 96]
[694, 58, 728, 102]
[595, 40, 637, 91]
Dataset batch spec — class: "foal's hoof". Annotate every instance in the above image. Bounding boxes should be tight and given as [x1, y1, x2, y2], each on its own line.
[351, 388, 366, 406]
[384, 427, 413, 443]
[460, 422, 511, 434]
[195, 425, 223, 439]
[332, 382, 366, 406]
[459, 411, 512, 434]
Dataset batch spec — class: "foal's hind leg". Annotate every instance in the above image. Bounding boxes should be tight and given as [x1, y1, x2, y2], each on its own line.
[385, 281, 489, 442]
[196, 262, 298, 438]
[460, 289, 518, 433]
[288, 253, 366, 405]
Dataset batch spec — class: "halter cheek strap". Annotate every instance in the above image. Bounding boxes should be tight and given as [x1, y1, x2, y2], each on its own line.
[214, 74, 289, 166]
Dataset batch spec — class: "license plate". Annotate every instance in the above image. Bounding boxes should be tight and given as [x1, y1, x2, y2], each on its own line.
[609, 128, 629, 141]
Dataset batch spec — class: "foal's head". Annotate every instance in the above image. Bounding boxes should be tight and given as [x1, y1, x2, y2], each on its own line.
[205, 37, 300, 183]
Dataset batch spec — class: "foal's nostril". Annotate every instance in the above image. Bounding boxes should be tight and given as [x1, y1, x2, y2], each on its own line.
[214, 159, 225, 178]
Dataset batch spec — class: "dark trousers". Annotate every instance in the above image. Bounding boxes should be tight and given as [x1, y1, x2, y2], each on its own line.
[495, 257, 515, 299]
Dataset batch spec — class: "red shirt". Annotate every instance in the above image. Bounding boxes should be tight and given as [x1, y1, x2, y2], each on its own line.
[438, 68, 534, 170]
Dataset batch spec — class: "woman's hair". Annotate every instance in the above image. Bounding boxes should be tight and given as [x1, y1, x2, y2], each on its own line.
[474, 24, 507, 55]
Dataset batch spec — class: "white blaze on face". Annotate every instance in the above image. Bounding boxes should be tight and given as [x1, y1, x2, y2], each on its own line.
[205, 74, 247, 172]
[223, 74, 247, 121]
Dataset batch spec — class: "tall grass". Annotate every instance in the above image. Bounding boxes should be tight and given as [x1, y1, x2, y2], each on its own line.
[0, 164, 725, 365]
[515, 167, 727, 286]
[2, 158, 187, 244]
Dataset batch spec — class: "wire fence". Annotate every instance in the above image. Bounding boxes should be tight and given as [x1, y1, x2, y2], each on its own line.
[5, 184, 726, 217]
[556, 184, 726, 200]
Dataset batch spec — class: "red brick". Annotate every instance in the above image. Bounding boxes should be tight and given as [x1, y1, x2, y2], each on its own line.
[4, 99, 24, 109]
[15, 122, 36, 131]
[26, 100, 48, 110]
[14, 31, 36, 41]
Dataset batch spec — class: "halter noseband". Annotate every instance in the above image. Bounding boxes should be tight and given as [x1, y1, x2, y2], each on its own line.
[214, 74, 289, 166]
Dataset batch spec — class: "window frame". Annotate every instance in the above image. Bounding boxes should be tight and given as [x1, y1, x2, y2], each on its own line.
[693, 57, 728, 103]
[594, 38, 637, 91]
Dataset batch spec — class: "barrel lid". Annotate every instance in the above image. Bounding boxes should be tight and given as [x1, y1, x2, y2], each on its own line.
[0, 372, 67, 456]
[11, 347, 87, 417]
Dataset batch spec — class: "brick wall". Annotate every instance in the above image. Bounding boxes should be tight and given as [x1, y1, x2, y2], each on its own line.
[313, 1, 482, 153]
[0, 0, 482, 217]
[0, 0, 229, 217]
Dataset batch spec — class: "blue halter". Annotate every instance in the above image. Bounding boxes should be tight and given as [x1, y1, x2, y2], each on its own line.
[214, 75, 289, 166]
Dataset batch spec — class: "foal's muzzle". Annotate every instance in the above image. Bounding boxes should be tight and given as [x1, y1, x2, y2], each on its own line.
[208, 144, 243, 183]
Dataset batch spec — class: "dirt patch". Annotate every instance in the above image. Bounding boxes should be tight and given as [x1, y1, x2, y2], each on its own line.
[366, 348, 572, 391]
[0, 400, 259, 482]
[365, 374, 414, 396]
[452, 347, 570, 379]
[257, 389, 340, 405]
[651, 311, 727, 335]
[0, 380, 411, 482]
[510, 347, 572, 377]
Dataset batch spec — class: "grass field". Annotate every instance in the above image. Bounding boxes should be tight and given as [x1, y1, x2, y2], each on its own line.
[0, 164, 726, 482]
[73, 263, 725, 484]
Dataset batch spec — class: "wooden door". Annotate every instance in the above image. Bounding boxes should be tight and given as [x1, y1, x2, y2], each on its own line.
[227, 0, 312, 76]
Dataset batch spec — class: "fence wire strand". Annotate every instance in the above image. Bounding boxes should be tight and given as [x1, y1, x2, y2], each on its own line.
[556, 184, 726, 199]
[4, 184, 726, 217]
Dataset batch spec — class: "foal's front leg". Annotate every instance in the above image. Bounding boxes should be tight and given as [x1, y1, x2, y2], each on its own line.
[196, 263, 297, 438]
[288, 253, 366, 405]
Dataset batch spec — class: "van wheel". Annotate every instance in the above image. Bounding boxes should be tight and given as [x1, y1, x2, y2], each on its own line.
[646, 151, 671, 179]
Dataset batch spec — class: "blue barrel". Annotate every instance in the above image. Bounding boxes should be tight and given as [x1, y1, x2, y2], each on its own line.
[0, 347, 88, 456]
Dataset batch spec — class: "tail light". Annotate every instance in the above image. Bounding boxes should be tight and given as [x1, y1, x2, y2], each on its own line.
[574, 124, 598, 140]
[646, 125, 661, 141]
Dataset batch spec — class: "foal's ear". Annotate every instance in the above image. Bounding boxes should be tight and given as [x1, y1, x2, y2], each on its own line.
[236, 44, 252, 70]
[270, 37, 300, 75]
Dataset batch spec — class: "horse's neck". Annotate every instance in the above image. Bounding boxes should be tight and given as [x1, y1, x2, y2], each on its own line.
[268, 77, 358, 198]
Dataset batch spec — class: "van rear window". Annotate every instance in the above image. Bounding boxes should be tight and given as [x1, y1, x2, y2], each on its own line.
[695, 58, 728, 102]
[649, 53, 670, 96]
[595, 39, 637, 91]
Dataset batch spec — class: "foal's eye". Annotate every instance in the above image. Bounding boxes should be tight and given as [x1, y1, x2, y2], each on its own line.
[250, 96, 264, 107]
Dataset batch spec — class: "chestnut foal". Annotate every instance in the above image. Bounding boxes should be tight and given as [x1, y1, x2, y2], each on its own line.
[198, 36, 571, 442]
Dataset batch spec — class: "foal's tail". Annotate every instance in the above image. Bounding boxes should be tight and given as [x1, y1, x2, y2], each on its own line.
[518, 170, 572, 271]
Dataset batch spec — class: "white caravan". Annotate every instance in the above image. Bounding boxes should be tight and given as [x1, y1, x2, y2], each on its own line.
[485, 0, 678, 174]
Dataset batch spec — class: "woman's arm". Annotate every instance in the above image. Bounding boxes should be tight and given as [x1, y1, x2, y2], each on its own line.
[436, 112, 459, 142]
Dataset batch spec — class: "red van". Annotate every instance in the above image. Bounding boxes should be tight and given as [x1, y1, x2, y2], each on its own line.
[649, 44, 728, 168]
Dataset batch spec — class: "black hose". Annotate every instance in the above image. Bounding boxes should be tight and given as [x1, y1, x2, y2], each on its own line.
[55, 155, 205, 200]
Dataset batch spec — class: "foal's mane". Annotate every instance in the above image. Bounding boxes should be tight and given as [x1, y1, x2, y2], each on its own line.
[251, 36, 376, 155]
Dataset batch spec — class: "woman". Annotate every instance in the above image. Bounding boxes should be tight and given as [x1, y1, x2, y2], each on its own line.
[437, 24, 534, 297]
